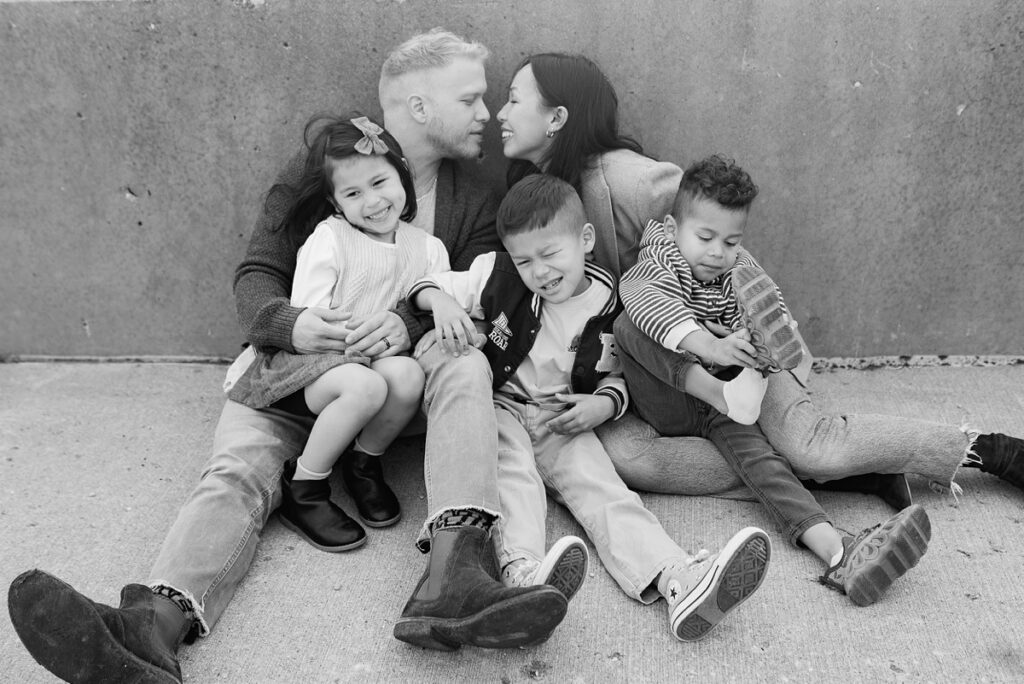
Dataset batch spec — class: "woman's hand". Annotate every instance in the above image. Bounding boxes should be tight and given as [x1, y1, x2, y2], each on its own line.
[291, 308, 354, 354]
[344, 311, 411, 359]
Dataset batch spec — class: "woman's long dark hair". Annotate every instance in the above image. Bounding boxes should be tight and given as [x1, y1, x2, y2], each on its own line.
[506, 53, 643, 190]
[265, 112, 416, 248]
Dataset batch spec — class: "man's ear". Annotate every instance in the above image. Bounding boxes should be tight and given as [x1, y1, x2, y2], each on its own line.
[549, 105, 569, 134]
[408, 94, 428, 123]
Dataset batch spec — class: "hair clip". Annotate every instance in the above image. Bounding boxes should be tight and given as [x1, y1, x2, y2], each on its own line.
[351, 117, 390, 155]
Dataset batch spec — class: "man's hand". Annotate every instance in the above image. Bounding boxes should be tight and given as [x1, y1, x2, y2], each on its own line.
[344, 310, 411, 359]
[546, 393, 616, 435]
[291, 308, 354, 354]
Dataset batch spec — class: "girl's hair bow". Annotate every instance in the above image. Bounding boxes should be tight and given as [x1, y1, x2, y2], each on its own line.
[351, 117, 390, 155]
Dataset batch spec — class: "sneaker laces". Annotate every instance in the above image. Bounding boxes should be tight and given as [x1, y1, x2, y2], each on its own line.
[501, 559, 539, 588]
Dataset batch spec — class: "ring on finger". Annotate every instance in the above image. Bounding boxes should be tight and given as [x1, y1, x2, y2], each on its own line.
[383, 336, 392, 350]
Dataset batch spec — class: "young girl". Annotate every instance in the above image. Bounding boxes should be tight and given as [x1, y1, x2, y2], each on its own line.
[224, 114, 449, 552]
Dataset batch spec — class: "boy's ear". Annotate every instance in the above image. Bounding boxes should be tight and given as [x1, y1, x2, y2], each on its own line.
[663, 214, 678, 234]
[581, 222, 596, 253]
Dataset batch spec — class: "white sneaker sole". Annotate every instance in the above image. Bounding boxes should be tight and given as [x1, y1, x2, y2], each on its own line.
[533, 535, 589, 601]
[670, 527, 772, 641]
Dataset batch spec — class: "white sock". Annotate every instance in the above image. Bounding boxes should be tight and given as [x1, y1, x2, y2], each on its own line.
[353, 437, 384, 457]
[294, 458, 331, 481]
[723, 368, 769, 425]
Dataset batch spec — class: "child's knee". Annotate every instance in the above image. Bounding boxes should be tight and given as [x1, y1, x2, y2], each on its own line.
[377, 357, 425, 403]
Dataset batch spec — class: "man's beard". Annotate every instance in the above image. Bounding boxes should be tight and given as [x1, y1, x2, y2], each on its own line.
[426, 120, 481, 160]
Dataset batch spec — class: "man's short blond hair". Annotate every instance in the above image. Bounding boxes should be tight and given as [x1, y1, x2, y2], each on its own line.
[380, 27, 489, 82]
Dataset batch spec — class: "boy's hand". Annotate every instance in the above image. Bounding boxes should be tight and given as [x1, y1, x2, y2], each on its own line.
[427, 292, 480, 357]
[702, 329, 758, 368]
[546, 393, 615, 435]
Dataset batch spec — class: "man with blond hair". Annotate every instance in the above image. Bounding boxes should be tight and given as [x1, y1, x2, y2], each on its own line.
[9, 28, 566, 684]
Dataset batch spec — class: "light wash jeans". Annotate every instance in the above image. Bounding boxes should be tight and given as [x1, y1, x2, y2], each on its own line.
[596, 316, 968, 497]
[414, 343, 502, 547]
[491, 395, 684, 603]
[148, 400, 310, 635]
[613, 314, 830, 544]
[148, 344, 501, 634]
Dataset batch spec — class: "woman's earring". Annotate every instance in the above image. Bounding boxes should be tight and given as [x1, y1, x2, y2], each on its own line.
[545, 129, 556, 138]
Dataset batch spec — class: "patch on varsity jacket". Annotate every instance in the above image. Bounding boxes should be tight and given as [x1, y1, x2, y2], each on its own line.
[595, 333, 620, 373]
[489, 311, 512, 351]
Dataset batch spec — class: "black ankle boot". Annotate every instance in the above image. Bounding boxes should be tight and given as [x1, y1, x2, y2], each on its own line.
[280, 461, 366, 552]
[975, 433, 1024, 490]
[340, 449, 401, 527]
[393, 526, 568, 650]
[805, 473, 913, 511]
[8, 569, 188, 683]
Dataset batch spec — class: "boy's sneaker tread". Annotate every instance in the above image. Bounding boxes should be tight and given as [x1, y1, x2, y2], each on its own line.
[732, 265, 803, 372]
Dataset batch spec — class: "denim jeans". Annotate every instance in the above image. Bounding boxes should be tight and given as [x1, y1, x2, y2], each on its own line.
[491, 395, 685, 603]
[148, 400, 312, 635]
[148, 344, 502, 634]
[598, 316, 968, 497]
[613, 313, 829, 544]
[415, 343, 502, 547]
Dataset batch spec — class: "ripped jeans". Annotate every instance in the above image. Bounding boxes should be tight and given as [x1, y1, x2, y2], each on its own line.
[597, 314, 969, 500]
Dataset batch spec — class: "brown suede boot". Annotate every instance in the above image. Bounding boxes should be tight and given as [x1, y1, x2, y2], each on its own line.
[8, 569, 189, 683]
[393, 526, 568, 650]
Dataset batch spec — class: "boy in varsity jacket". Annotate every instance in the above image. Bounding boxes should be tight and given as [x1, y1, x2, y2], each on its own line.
[409, 174, 771, 643]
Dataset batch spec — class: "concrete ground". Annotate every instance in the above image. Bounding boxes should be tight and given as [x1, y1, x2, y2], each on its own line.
[2, 361, 1023, 683]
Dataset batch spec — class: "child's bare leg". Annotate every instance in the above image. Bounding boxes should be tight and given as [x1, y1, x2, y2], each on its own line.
[799, 522, 846, 566]
[281, 364, 386, 552]
[297, 364, 388, 477]
[340, 356, 424, 527]
[683, 365, 767, 425]
[356, 357, 425, 452]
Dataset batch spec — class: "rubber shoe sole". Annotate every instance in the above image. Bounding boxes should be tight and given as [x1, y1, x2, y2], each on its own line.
[8, 570, 180, 684]
[840, 504, 932, 607]
[671, 527, 772, 642]
[534, 536, 589, 601]
[732, 265, 804, 371]
[278, 513, 367, 553]
[393, 586, 568, 651]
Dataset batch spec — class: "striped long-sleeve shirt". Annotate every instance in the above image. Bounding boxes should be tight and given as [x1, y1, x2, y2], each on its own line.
[619, 219, 781, 351]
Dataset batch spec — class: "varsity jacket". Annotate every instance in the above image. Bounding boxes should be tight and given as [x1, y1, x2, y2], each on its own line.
[409, 252, 628, 420]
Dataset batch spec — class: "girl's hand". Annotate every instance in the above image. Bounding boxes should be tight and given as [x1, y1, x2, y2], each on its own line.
[291, 307, 354, 354]
[429, 293, 480, 357]
[344, 311, 410, 359]
[546, 393, 616, 435]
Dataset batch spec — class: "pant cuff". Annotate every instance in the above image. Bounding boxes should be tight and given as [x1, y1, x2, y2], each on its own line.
[415, 505, 502, 553]
[149, 580, 210, 641]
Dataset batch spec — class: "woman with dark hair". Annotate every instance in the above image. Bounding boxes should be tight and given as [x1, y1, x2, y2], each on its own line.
[495, 51, 1024, 545]
[498, 52, 681, 279]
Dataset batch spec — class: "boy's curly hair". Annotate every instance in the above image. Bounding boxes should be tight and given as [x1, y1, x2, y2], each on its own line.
[672, 154, 759, 217]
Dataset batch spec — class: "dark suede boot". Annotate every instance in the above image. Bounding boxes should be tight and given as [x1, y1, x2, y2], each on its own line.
[393, 526, 568, 650]
[974, 432, 1024, 490]
[280, 460, 366, 552]
[340, 449, 401, 527]
[805, 473, 913, 511]
[8, 569, 188, 684]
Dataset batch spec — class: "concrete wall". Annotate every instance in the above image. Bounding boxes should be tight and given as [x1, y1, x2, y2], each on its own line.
[2, 0, 1021, 358]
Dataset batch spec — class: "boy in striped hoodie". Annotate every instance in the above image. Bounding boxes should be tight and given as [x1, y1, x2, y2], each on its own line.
[616, 155, 931, 608]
